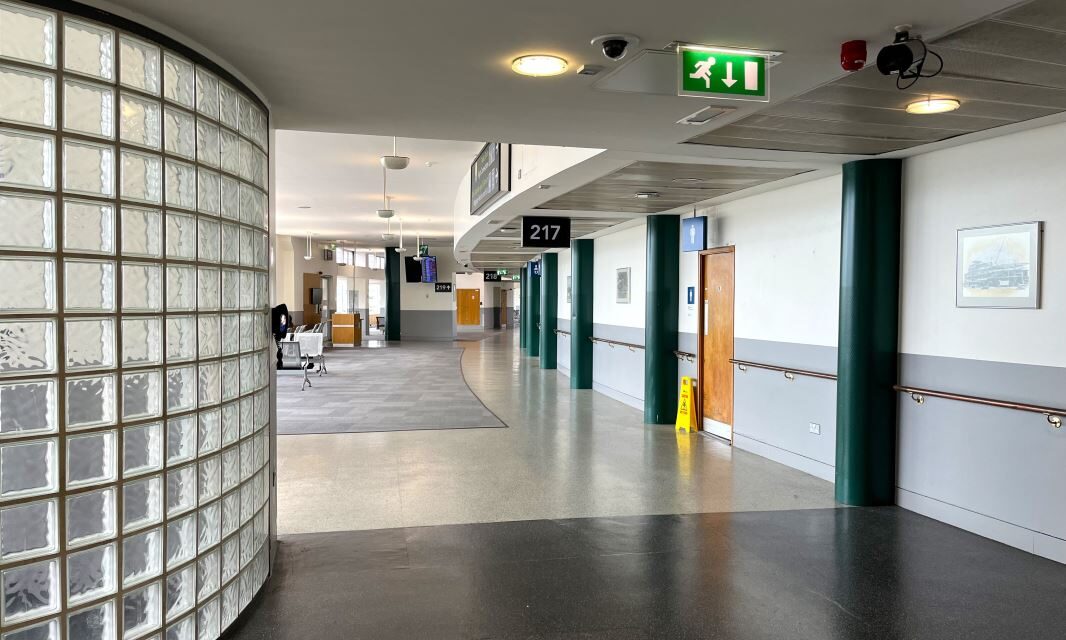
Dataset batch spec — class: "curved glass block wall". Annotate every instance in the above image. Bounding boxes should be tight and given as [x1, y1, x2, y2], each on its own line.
[0, 1, 273, 638]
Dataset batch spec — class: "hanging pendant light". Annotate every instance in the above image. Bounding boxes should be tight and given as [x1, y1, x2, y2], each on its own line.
[376, 166, 395, 219]
[303, 234, 312, 261]
[395, 216, 408, 253]
[380, 136, 410, 170]
[413, 230, 423, 262]
[381, 198, 396, 241]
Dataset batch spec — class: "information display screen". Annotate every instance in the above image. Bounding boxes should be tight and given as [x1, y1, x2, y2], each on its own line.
[470, 143, 510, 214]
[421, 256, 438, 283]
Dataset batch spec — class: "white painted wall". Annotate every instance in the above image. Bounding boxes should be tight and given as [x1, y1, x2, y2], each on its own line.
[557, 249, 571, 320]
[400, 250, 462, 312]
[900, 123, 1066, 368]
[594, 224, 647, 329]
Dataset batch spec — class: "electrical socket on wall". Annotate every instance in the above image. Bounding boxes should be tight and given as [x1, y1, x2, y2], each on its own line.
[809, 422, 821, 435]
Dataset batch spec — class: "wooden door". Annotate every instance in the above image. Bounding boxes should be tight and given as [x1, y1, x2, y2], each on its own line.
[499, 290, 508, 327]
[457, 289, 481, 325]
[701, 249, 734, 439]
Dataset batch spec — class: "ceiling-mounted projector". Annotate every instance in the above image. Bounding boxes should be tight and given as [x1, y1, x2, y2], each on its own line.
[380, 155, 410, 170]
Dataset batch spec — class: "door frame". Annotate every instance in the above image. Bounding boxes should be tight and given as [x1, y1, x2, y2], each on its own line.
[695, 245, 735, 441]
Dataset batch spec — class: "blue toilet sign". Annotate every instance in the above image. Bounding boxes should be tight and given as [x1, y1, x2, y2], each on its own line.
[682, 216, 707, 252]
[687, 286, 696, 305]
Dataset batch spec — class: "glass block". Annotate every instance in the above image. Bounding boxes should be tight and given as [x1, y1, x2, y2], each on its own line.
[220, 316, 237, 357]
[162, 107, 194, 159]
[217, 82, 237, 128]
[238, 315, 253, 354]
[0, 128, 54, 190]
[166, 416, 195, 466]
[0, 193, 54, 251]
[237, 229, 252, 267]
[197, 267, 220, 311]
[121, 262, 162, 312]
[220, 495, 237, 541]
[0, 438, 56, 500]
[63, 260, 114, 312]
[238, 272, 254, 311]
[119, 92, 161, 149]
[197, 219, 220, 263]
[196, 119, 220, 168]
[197, 499, 219, 550]
[166, 465, 196, 516]
[0, 558, 58, 623]
[66, 486, 115, 547]
[62, 79, 114, 139]
[220, 403, 237, 444]
[164, 316, 195, 363]
[65, 429, 116, 489]
[219, 451, 237, 495]
[119, 34, 160, 95]
[64, 19, 113, 81]
[123, 581, 161, 640]
[123, 422, 162, 477]
[64, 318, 114, 371]
[67, 600, 115, 640]
[197, 597, 220, 640]
[197, 316, 219, 360]
[1, 618, 58, 640]
[162, 53, 193, 108]
[166, 614, 194, 640]
[121, 369, 162, 421]
[198, 459, 220, 507]
[165, 367, 195, 413]
[220, 361, 237, 401]
[62, 139, 115, 197]
[194, 68, 219, 119]
[219, 177, 239, 221]
[196, 549, 219, 602]
[198, 409, 220, 455]
[165, 513, 195, 569]
[0, 378, 56, 439]
[165, 567, 195, 624]
[120, 206, 161, 257]
[238, 398, 252, 439]
[121, 317, 162, 366]
[166, 265, 196, 311]
[164, 214, 196, 262]
[165, 159, 195, 211]
[218, 270, 238, 311]
[0, 64, 55, 128]
[63, 200, 114, 254]
[0, 498, 56, 562]
[239, 524, 252, 565]
[0, 258, 55, 313]
[236, 138, 254, 183]
[123, 475, 162, 532]
[66, 542, 116, 605]
[120, 149, 163, 205]
[216, 130, 237, 177]
[197, 169, 221, 216]
[122, 527, 161, 586]
[0, 2, 55, 67]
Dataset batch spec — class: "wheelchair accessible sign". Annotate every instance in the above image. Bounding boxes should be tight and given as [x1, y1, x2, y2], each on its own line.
[678, 44, 773, 102]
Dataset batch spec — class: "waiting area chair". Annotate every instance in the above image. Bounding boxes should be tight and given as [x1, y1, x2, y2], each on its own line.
[279, 332, 327, 391]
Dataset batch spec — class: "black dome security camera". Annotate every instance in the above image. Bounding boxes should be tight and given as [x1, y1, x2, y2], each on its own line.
[591, 34, 640, 62]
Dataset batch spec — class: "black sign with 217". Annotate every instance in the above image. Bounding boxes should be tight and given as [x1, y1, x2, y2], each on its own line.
[522, 216, 571, 248]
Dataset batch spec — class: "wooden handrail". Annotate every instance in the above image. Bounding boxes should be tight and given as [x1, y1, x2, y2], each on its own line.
[674, 350, 695, 362]
[895, 385, 1063, 428]
[729, 358, 837, 381]
[590, 336, 645, 351]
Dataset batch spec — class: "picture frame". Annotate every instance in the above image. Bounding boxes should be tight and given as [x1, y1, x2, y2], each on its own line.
[616, 267, 631, 304]
[956, 221, 1042, 309]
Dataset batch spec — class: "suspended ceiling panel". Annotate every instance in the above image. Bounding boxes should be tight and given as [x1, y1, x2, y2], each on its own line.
[686, 0, 1066, 155]
[534, 161, 809, 214]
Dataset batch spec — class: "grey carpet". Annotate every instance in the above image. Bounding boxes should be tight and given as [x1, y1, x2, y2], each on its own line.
[276, 343, 506, 434]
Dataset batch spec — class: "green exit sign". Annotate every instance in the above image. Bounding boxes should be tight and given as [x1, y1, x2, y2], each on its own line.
[678, 44, 772, 101]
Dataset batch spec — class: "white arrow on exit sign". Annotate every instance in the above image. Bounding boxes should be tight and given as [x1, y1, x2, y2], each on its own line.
[722, 61, 737, 87]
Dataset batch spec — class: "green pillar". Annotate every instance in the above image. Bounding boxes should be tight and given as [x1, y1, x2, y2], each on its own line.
[835, 159, 902, 506]
[570, 239, 594, 389]
[644, 215, 680, 424]
[519, 270, 527, 350]
[539, 253, 558, 369]
[528, 260, 541, 358]
[384, 248, 401, 341]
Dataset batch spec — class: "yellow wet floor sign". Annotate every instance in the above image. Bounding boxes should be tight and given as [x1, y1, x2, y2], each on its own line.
[676, 376, 696, 433]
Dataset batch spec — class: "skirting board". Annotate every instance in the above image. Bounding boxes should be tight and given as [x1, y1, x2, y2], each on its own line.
[592, 382, 643, 412]
[557, 366, 570, 378]
[703, 418, 732, 443]
[733, 433, 835, 483]
[897, 487, 1066, 565]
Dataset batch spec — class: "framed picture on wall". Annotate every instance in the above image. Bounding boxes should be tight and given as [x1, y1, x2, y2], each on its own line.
[616, 267, 631, 304]
[956, 221, 1042, 309]
[566, 276, 572, 303]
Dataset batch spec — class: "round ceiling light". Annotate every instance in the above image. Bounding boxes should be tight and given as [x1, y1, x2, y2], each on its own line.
[380, 156, 410, 170]
[512, 55, 569, 77]
[906, 98, 960, 115]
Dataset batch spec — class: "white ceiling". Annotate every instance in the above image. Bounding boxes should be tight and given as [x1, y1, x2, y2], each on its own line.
[102, 0, 1019, 159]
[273, 132, 483, 246]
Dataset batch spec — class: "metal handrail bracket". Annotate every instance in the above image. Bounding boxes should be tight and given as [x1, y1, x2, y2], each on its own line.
[895, 384, 1063, 429]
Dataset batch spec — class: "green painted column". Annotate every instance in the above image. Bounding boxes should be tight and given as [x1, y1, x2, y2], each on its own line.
[520, 268, 528, 352]
[644, 215, 680, 424]
[539, 253, 558, 369]
[570, 239, 594, 389]
[528, 260, 541, 358]
[384, 248, 401, 341]
[835, 158, 903, 506]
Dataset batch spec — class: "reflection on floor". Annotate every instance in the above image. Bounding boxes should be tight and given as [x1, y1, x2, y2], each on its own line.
[232, 508, 1066, 639]
[275, 331, 837, 534]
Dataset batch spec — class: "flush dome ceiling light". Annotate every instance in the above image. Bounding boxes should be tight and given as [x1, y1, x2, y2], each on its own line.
[906, 98, 960, 115]
[512, 55, 569, 77]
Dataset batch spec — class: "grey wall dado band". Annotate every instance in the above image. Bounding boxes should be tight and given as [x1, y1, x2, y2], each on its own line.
[591, 323, 645, 408]
[402, 310, 457, 340]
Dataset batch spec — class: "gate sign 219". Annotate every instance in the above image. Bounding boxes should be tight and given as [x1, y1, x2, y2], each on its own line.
[522, 216, 571, 248]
